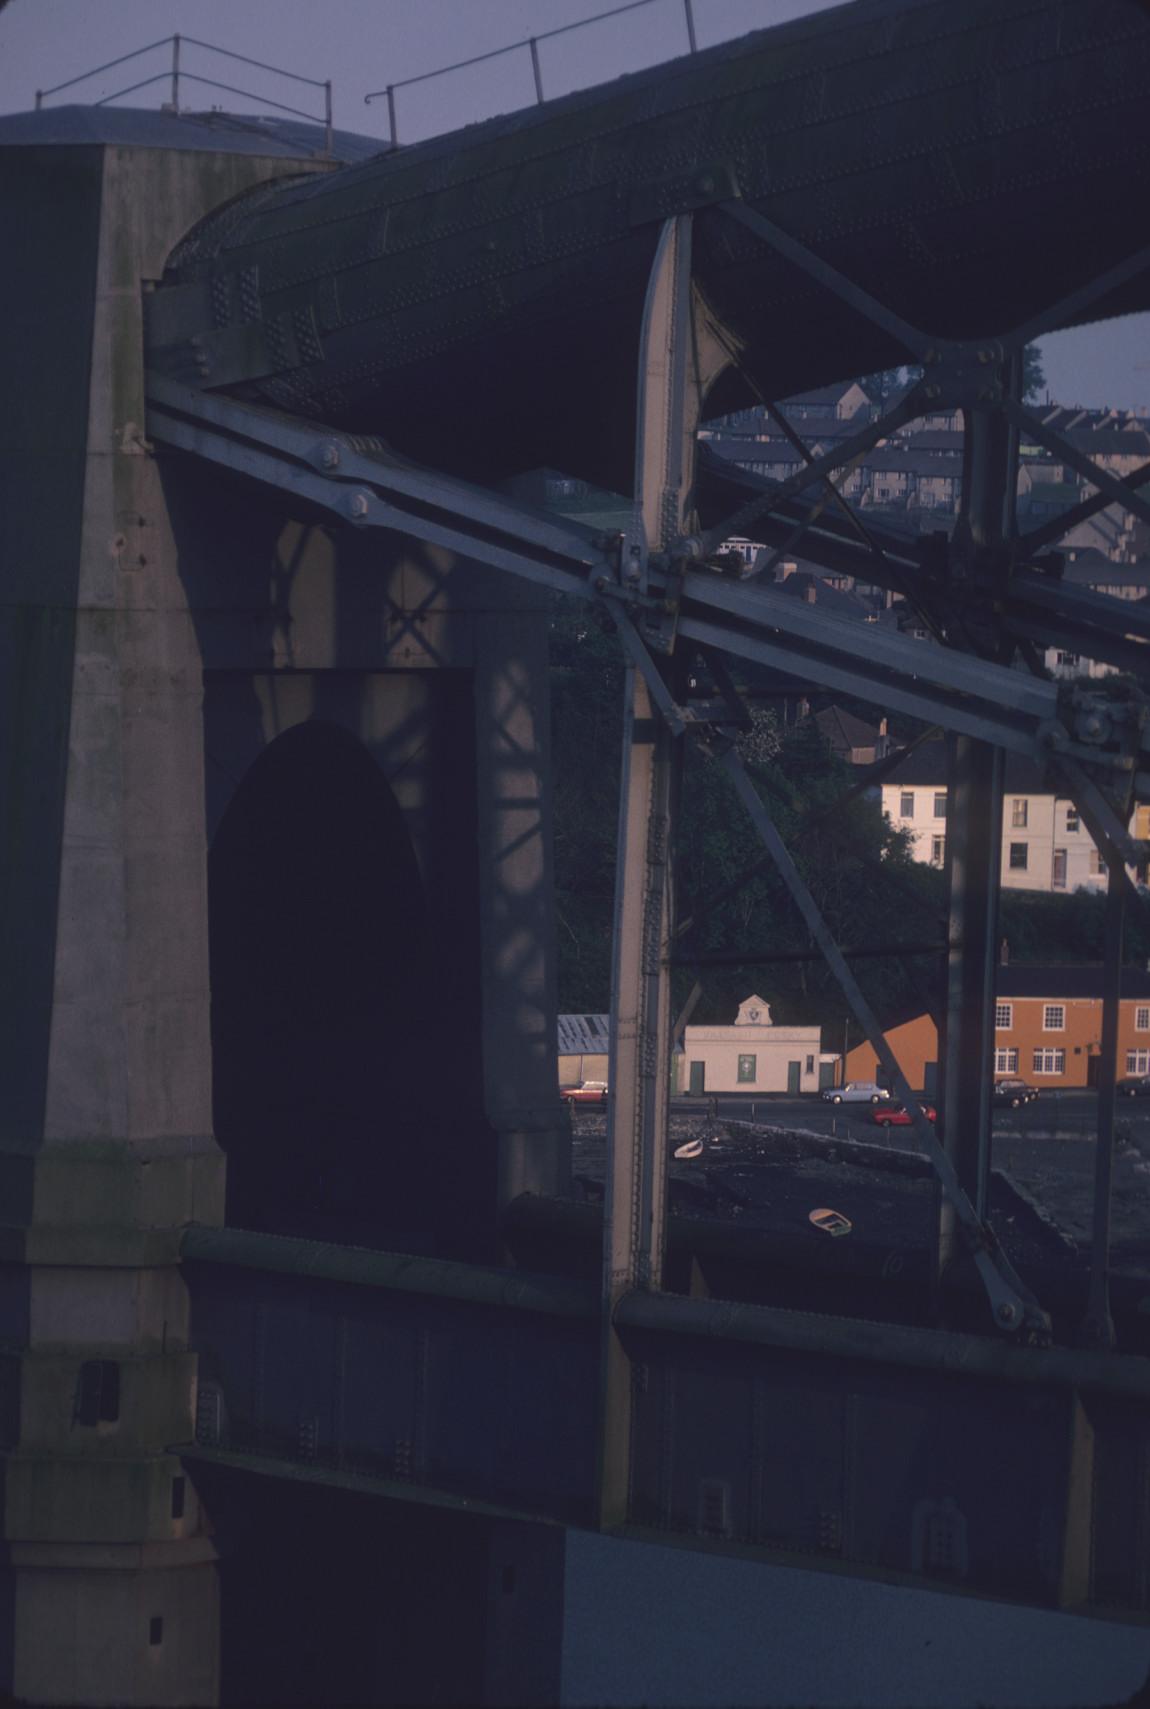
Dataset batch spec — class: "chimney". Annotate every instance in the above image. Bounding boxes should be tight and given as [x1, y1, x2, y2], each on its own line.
[878, 717, 888, 736]
[804, 582, 817, 604]
[780, 559, 798, 580]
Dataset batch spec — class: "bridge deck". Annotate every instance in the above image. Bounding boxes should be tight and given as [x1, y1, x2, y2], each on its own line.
[182, 1225, 1150, 1621]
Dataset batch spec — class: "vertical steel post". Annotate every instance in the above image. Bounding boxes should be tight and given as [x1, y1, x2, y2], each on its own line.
[35, 90, 43, 111]
[1080, 856, 1124, 1349]
[324, 81, 333, 157]
[684, 0, 699, 52]
[598, 216, 694, 1529]
[942, 737, 1004, 1223]
[386, 85, 398, 149]
[529, 39, 545, 104]
[171, 34, 181, 113]
[938, 381, 1019, 1265]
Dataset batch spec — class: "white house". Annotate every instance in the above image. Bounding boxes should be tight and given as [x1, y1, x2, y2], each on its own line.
[881, 743, 1113, 893]
[676, 994, 833, 1095]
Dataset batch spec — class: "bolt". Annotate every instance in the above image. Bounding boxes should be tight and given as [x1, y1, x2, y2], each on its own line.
[997, 1302, 1017, 1323]
[319, 442, 341, 470]
[347, 492, 370, 520]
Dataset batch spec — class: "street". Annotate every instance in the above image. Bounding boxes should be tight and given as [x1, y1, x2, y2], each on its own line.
[668, 1087, 1150, 1146]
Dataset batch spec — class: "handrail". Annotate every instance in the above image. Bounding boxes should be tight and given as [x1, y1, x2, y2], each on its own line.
[35, 33, 333, 156]
[365, 0, 698, 148]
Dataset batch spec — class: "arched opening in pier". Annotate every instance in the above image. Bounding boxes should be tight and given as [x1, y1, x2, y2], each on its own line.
[209, 720, 439, 1244]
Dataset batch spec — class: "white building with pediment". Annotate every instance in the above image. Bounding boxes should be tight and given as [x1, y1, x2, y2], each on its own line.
[676, 994, 834, 1096]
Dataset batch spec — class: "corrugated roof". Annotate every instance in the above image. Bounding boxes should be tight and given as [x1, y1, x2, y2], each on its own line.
[557, 1013, 610, 1053]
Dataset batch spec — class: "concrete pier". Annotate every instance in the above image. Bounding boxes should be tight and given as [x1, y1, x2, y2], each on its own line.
[0, 111, 565, 1703]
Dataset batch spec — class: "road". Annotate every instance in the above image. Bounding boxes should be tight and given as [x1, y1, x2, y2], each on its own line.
[668, 1088, 1150, 1146]
[653, 1089, 1150, 1254]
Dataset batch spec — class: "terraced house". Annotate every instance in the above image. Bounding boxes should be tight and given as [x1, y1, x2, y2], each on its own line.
[845, 966, 1150, 1094]
[882, 742, 1115, 892]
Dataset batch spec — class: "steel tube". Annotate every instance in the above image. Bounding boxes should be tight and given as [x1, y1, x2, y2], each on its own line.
[150, 0, 1150, 495]
[614, 1290, 1150, 1400]
[1080, 860, 1124, 1350]
[180, 1224, 598, 1318]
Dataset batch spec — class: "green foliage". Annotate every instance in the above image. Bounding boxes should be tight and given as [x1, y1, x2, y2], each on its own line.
[1023, 343, 1046, 402]
[549, 599, 944, 1029]
[548, 600, 1146, 1032]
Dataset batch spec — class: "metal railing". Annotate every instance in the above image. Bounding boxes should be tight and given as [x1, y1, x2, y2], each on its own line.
[365, 0, 698, 149]
[34, 34, 334, 156]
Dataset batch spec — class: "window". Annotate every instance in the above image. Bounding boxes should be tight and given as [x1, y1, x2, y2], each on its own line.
[1052, 849, 1067, 889]
[995, 1048, 1019, 1074]
[805, 1055, 814, 1074]
[930, 836, 945, 867]
[933, 793, 947, 819]
[1009, 843, 1028, 870]
[1137, 1007, 1150, 1032]
[995, 1003, 1013, 1030]
[1127, 1050, 1150, 1075]
[1011, 799, 1028, 828]
[75, 1361, 119, 1427]
[1032, 1048, 1066, 1075]
[899, 791, 914, 819]
[1091, 847, 1106, 876]
[1043, 1004, 1065, 1031]
[1066, 808, 1079, 832]
[737, 1054, 756, 1083]
[1056, 651, 1080, 668]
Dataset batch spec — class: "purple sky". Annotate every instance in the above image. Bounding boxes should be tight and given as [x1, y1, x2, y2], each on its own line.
[2, 0, 1146, 412]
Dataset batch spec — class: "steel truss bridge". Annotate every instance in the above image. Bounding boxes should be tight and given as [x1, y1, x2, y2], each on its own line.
[140, 0, 1150, 1651]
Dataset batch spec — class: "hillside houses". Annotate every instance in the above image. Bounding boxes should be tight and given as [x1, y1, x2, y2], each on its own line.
[702, 381, 1150, 682]
[704, 383, 1150, 565]
[881, 741, 1125, 893]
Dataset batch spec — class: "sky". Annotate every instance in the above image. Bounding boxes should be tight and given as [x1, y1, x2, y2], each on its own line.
[1, 0, 1146, 412]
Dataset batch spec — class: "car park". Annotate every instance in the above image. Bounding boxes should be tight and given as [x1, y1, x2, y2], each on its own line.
[871, 1101, 937, 1127]
[992, 1077, 1039, 1107]
[822, 1081, 891, 1105]
[1118, 1075, 1150, 1098]
[562, 1080, 609, 1105]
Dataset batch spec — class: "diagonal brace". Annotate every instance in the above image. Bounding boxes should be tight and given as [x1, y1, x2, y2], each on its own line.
[613, 611, 1049, 1339]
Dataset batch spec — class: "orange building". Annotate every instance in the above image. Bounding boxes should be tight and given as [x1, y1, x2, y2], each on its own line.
[844, 965, 1150, 1092]
[844, 1013, 940, 1094]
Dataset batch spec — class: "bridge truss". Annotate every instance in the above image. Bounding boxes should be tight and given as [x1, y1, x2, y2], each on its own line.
[149, 197, 1150, 1537]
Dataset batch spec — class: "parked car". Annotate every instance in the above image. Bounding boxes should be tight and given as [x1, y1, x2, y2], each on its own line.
[992, 1077, 1039, 1107]
[871, 1101, 937, 1127]
[822, 1081, 891, 1105]
[562, 1079, 609, 1105]
[1118, 1075, 1150, 1098]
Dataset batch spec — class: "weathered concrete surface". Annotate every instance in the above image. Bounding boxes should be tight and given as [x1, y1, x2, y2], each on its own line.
[0, 136, 329, 1706]
[1, 115, 568, 1702]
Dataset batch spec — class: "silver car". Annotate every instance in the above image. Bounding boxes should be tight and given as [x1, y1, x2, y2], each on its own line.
[822, 1081, 891, 1105]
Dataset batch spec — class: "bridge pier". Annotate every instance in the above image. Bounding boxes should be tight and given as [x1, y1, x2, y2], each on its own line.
[0, 116, 565, 1704]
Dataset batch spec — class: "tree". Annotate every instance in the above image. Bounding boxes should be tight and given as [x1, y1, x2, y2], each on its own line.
[1023, 343, 1046, 402]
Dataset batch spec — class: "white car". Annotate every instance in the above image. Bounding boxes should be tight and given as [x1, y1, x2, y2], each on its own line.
[822, 1081, 891, 1105]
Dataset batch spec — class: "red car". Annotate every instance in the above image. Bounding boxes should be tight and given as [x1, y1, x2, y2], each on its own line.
[561, 1080, 609, 1105]
[871, 1101, 936, 1128]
